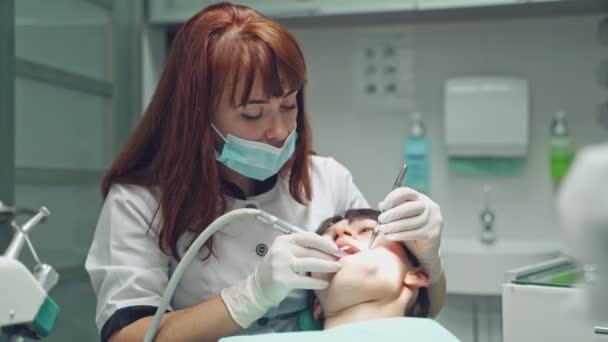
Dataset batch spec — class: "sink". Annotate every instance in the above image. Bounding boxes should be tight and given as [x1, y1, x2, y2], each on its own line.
[442, 238, 560, 296]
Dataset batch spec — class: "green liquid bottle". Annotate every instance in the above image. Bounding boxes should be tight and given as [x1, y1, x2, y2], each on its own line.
[550, 111, 574, 183]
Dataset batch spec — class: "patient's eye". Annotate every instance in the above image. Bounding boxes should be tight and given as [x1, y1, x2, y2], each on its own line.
[361, 227, 374, 233]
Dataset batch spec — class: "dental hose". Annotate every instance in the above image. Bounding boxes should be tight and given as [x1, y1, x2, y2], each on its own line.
[144, 208, 304, 342]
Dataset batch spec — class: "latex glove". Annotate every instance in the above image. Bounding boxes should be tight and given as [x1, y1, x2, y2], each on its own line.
[221, 232, 342, 328]
[378, 187, 444, 283]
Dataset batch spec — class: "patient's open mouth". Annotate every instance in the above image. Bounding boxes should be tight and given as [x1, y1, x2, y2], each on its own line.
[339, 246, 358, 255]
[335, 238, 361, 255]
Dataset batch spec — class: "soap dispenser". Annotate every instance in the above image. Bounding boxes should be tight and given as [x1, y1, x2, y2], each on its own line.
[480, 184, 496, 245]
[550, 111, 574, 184]
[403, 112, 430, 193]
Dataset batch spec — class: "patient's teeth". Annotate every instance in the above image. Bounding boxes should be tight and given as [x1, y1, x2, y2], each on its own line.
[338, 245, 358, 255]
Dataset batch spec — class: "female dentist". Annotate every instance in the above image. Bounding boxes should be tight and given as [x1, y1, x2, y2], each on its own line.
[85, 2, 446, 341]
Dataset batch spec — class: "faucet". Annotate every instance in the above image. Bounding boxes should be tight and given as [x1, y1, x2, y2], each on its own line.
[480, 185, 496, 245]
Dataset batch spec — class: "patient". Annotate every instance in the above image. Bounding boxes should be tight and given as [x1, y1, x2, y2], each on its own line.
[309, 209, 430, 330]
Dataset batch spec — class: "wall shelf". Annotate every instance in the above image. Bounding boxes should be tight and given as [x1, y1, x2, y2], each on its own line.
[151, 0, 608, 27]
[278, 0, 608, 28]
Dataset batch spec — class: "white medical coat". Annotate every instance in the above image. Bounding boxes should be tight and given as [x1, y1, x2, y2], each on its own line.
[85, 156, 369, 336]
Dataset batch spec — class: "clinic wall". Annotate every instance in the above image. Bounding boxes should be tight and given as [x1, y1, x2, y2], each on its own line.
[288, 14, 607, 243]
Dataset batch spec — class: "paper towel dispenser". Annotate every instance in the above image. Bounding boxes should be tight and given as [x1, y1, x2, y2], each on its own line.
[444, 76, 529, 157]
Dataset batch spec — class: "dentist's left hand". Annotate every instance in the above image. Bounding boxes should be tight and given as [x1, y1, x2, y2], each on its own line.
[378, 187, 444, 283]
[221, 232, 342, 328]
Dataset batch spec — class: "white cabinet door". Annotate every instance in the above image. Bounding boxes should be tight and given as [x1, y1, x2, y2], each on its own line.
[149, 0, 320, 23]
[147, 0, 570, 23]
[149, 0, 214, 23]
[148, 0, 417, 23]
[416, 0, 519, 10]
[320, 0, 416, 15]
[230, 0, 321, 17]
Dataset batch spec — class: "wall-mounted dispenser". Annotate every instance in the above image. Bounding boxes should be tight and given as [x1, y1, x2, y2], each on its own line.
[444, 76, 529, 176]
[445, 76, 529, 156]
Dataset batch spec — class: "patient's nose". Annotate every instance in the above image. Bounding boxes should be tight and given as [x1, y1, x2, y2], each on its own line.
[333, 225, 354, 240]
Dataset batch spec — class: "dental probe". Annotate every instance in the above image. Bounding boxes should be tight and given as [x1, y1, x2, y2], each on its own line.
[367, 164, 408, 249]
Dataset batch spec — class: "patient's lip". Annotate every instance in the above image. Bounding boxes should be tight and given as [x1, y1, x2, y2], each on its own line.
[335, 237, 361, 255]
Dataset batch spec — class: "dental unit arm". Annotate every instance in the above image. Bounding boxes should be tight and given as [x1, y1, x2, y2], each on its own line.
[0, 202, 60, 340]
[144, 208, 343, 342]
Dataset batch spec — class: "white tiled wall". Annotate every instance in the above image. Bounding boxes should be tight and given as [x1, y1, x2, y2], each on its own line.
[289, 14, 606, 242]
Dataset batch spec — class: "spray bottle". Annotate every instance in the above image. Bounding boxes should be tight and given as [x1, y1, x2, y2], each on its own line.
[403, 112, 430, 193]
[550, 111, 574, 184]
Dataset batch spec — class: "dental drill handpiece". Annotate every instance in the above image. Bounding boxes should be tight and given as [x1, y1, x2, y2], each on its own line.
[255, 211, 349, 257]
[368, 164, 408, 249]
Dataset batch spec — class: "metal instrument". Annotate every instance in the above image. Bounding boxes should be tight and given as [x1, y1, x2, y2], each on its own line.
[368, 164, 408, 249]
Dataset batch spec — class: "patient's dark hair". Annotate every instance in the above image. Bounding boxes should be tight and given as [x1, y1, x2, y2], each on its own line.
[310, 208, 430, 319]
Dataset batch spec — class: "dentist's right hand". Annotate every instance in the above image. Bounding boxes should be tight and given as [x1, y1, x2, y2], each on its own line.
[221, 232, 343, 328]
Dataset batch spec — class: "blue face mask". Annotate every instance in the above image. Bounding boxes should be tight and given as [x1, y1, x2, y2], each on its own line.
[211, 124, 298, 181]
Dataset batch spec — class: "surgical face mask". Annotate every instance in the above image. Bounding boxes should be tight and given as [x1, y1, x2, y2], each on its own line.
[211, 124, 298, 181]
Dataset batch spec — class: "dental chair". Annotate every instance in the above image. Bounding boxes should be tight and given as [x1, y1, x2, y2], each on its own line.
[221, 309, 460, 341]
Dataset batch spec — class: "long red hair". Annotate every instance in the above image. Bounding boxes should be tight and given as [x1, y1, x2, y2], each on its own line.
[101, 2, 312, 259]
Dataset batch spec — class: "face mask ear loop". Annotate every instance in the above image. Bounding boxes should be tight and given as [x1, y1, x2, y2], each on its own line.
[210, 124, 228, 143]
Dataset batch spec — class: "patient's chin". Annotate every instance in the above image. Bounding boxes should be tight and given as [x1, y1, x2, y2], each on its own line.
[318, 249, 406, 314]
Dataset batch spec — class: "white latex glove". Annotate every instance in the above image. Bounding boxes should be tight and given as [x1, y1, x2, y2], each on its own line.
[378, 187, 444, 283]
[221, 232, 342, 328]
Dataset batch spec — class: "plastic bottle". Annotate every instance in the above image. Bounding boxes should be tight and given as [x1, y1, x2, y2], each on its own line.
[550, 111, 574, 183]
[403, 112, 430, 193]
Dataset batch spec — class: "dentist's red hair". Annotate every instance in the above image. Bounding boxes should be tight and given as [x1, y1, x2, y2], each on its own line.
[101, 2, 312, 260]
